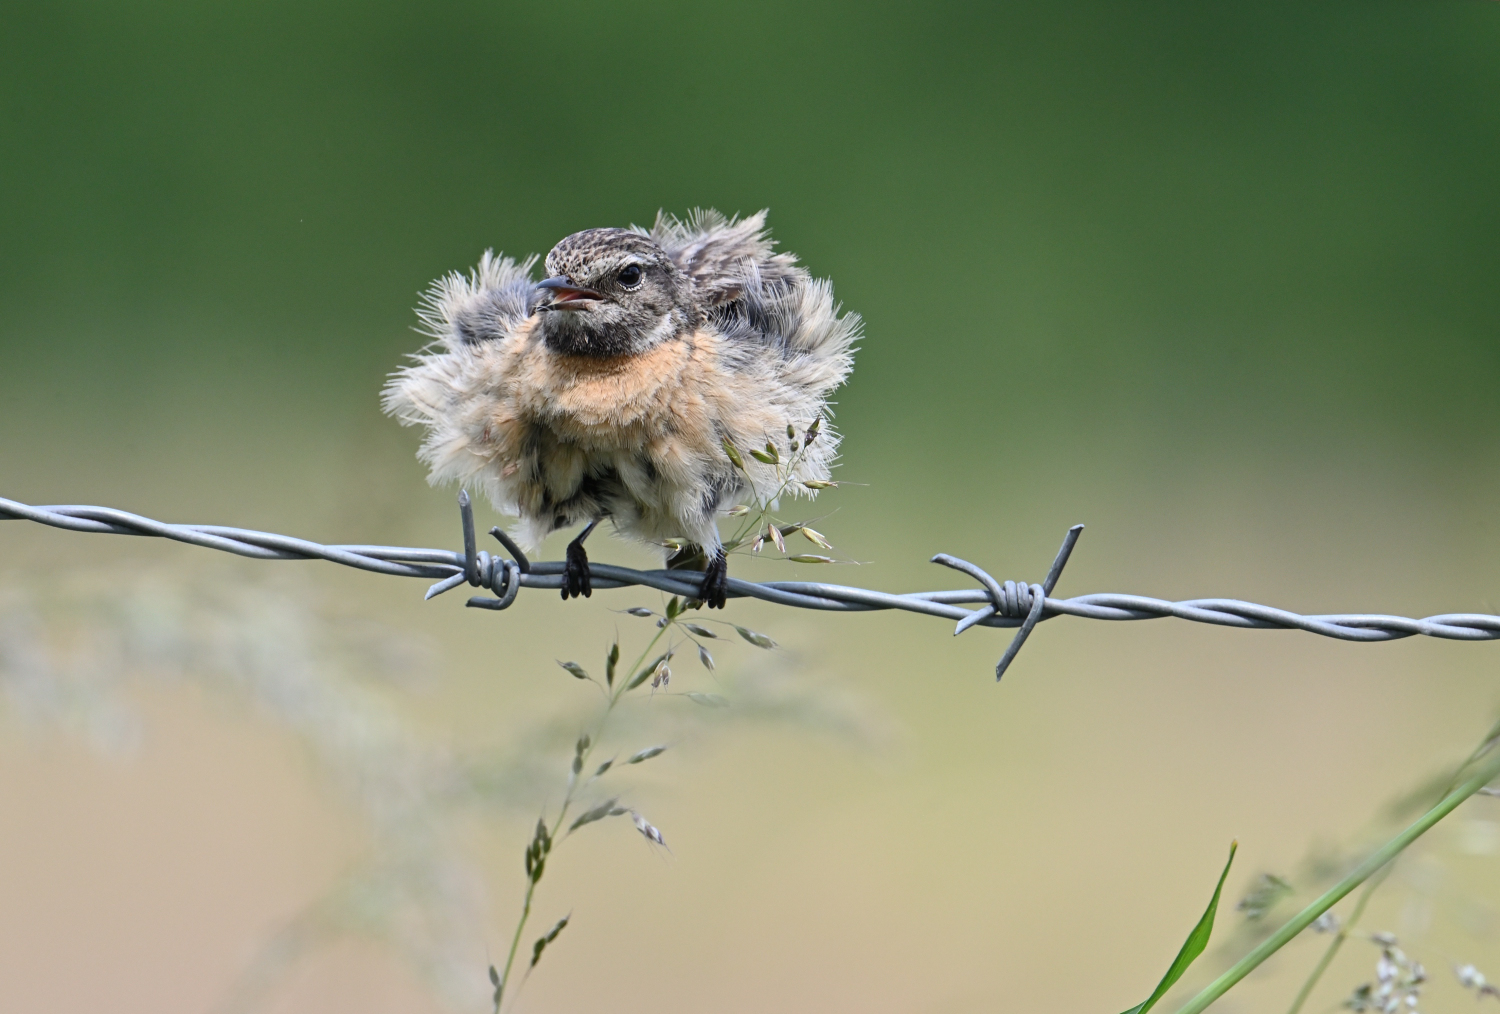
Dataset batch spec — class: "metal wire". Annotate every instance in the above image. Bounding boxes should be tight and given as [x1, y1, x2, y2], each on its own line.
[5, 492, 1498, 681]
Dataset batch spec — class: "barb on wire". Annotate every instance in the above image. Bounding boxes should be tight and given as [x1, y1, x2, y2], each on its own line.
[4, 493, 1499, 681]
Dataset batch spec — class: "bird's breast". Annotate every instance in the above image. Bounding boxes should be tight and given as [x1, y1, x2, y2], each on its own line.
[511, 327, 724, 451]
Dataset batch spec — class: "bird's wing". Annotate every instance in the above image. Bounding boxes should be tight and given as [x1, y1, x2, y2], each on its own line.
[645, 209, 806, 307]
[410, 250, 538, 349]
[381, 251, 541, 510]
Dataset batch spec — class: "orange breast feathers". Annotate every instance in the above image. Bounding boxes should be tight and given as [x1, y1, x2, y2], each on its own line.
[480, 324, 731, 469]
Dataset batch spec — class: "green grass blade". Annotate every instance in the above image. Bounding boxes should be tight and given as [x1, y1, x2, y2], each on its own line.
[1118, 841, 1237, 1014]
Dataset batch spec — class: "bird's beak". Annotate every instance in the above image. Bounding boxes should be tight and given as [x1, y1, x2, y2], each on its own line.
[536, 276, 604, 309]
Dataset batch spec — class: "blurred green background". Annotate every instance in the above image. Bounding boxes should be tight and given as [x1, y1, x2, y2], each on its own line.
[3, 3, 1500, 1013]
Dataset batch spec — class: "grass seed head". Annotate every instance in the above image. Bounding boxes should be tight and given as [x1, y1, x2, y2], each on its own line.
[568, 798, 621, 832]
[802, 479, 835, 489]
[625, 607, 655, 617]
[788, 554, 834, 564]
[529, 914, 570, 969]
[1312, 911, 1341, 933]
[727, 504, 751, 516]
[1456, 964, 1500, 998]
[722, 439, 746, 470]
[736, 626, 777, 649]
[526, 820, 551, 882]
[1345, 934, 1427, 1013]
[627, 745, 668, 764]
[631, 810, 667, 848]
[769, 524, 787, 554]
[627, 651, 673, 690]
[606, 641, 620, 686]
[558, 660, 590, 681]
[1236, 873, 1292, 920]
[683, 622, 717, 638]
[801, 526, 833, 549]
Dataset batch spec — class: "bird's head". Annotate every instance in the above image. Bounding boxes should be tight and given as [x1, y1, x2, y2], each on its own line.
[533, 228, 697, 357]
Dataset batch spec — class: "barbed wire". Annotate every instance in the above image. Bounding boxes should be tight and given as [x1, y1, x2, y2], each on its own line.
[4, 492, 1498, 680]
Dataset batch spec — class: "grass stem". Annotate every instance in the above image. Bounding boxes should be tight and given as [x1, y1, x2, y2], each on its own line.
[1172, 745, 1500, 1014]
[1282, 716, 1500, 1014]
[1280, 865, 1388, 1014]
[494, 618, 674, 1012]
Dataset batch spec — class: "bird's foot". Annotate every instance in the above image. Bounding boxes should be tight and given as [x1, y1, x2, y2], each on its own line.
[563, 538, 592, 600]
[700, 548, 729, 609]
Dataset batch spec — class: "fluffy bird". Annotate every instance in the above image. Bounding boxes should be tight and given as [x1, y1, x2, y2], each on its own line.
[382, 210, 859, 608]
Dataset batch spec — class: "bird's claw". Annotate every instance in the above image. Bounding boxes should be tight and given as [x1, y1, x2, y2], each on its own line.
[563, 540, 592, 600]
[700, 549, 729, 609]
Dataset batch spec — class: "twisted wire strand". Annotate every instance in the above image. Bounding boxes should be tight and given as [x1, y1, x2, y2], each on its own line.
[4, 494, 1497, 680]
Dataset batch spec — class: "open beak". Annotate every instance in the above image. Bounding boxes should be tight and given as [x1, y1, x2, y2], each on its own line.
[536, 276, 604, 309]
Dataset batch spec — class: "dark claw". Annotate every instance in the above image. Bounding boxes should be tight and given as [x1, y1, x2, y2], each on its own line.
[563, 539, 592, 600]
[700, 548, 729, 609]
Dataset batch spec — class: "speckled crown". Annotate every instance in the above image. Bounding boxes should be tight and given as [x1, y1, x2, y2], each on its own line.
[544, 228, 668, 280]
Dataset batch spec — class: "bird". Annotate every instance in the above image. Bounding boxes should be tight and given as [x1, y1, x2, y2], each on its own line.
[381, 209, 859, 609]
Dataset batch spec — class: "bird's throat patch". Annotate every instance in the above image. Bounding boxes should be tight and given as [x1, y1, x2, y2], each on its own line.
[541, 316, 641, 358]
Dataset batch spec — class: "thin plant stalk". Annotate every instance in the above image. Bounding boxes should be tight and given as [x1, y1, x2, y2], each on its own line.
[1282, 716, 1500, 1014]
[494, 617, 675, 1011]
[1280, 865, 1390, 1014]
[1172, 745, 1500, 1014]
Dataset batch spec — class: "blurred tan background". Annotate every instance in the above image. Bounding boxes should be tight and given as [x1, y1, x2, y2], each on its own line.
[3, 2, 1500, 1012]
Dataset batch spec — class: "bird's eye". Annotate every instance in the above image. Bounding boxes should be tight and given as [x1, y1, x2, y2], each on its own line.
[617, 264, 643, 288]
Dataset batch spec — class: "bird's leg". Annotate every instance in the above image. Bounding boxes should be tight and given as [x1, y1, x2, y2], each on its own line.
[562, 520, 599, 600]
[700, 546, 729, 610]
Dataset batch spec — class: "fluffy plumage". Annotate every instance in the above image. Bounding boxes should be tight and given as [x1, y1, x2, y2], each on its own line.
[382, 209, 858, 605]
